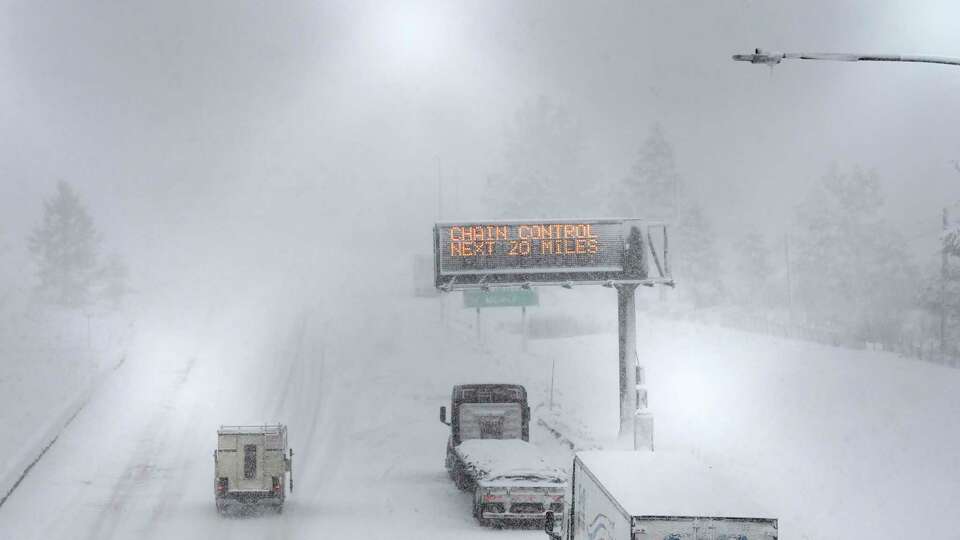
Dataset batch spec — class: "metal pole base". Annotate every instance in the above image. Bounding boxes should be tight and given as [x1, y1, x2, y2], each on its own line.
[634, 412, 654, 451]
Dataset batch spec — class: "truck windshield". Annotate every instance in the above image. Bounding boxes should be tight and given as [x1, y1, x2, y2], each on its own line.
[457, 387, 525, 403]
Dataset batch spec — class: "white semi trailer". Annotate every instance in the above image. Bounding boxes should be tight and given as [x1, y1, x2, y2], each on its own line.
[214, 424, 293, 514]
[545, 451, 777, 540]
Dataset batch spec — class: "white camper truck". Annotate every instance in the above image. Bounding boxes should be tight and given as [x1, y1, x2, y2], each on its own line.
[545, 451, 777, 540]
[214, 425, 293, 514]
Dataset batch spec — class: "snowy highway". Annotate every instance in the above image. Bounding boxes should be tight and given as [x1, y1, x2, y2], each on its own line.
[8, 1, 960, 538]
[2, 272, 960, 539]
[0, 284, 565, 540]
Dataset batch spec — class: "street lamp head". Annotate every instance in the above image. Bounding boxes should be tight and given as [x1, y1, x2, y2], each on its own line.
[732, 48, 784, 66]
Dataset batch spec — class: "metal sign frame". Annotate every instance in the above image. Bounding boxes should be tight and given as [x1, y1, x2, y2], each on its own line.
[434, 218, 672, 291]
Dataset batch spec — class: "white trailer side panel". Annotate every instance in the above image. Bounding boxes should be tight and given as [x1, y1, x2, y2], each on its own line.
[571, 457, 631, 540]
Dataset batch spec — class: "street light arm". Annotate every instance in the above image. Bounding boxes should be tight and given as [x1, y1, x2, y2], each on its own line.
[733, 48, 960, 67]
[787, 52, 960, 67]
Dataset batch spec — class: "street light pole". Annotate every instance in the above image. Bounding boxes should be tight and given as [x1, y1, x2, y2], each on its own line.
[733, 49, 960, 68]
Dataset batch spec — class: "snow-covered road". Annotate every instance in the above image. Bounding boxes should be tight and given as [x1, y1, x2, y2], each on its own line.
[4, 279, 959, 540]
[0, 288, 564, 540]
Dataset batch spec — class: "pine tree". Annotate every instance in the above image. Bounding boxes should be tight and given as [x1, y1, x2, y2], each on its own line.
[487, 96, 598, 218]
[918, 260, 960, 354]
[674, 203, 723, 307]
[794, 165, 913, 339]
[732, 230, 773, 307]
[611, 123, 680, 219]
[28, 181, 101, 308]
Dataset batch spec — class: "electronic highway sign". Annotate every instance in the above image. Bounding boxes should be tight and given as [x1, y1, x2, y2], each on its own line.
[433, 219, 670, 290]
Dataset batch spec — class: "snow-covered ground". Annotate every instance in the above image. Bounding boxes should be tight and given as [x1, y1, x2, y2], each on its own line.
[1, 280, 958, 539]
[0, 301, 133, 501]
[505, 288, 960, 539]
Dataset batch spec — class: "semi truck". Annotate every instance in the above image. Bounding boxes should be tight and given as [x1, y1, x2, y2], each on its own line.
[545, 451, 778, 540]
[440, 383, 567, 526]
[213, 424, 293, 514]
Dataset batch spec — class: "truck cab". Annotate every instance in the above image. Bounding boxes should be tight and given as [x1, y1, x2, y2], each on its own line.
[213, 424, 293, 514]
[440, 383, 530, 483]
[442, 384, 530, 443]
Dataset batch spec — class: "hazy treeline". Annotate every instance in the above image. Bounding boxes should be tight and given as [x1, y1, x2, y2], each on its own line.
[4, 92, 955, 365]
[484, 95, 955, 363]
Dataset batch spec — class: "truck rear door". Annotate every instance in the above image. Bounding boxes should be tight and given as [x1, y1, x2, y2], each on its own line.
[236, 433, 266, 491]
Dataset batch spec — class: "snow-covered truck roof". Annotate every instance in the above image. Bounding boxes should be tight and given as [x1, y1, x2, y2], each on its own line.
[577, 451, 775, 520]
[457, 439, 566, 482]
[218, 424, 286, 435]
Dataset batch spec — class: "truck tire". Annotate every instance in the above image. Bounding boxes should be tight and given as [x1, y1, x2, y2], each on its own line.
[453, 464, 470, 491]
[445, 449, 455, 478]
[472, 494, 492, 527]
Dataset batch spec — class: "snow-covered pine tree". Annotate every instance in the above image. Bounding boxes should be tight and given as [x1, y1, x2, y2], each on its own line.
[674, 203, 724, 308]
[793, 165, 913, 342]
[28, 181, 101, 308]
[610, 123, 680, 220]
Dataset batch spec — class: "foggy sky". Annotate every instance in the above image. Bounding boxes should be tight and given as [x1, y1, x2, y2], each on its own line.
[2, 0, 959, 291]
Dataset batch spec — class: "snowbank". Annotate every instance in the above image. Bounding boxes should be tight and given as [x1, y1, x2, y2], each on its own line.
[457, 439, 565, 482]
[507, 312, 960, 538]
[0, 302, 132, 501]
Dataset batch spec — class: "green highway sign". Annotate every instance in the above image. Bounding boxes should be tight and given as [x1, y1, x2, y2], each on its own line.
[463, 287, 539, 309]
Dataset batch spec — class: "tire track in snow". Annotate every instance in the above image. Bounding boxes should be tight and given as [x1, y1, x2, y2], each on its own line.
[82, 355, 198, 540]
[142, 351, 218, 536]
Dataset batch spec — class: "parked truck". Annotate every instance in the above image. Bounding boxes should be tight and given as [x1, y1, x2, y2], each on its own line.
[545, 451, 777, 540]
[214, 424, 293, 514]
[440, 383, 566, 526]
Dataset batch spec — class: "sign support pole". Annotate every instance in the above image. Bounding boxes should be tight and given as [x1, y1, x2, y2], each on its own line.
[521, 306, 528, 352]
[616, 283, 639, 443]
[476, 307, 482, 348]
